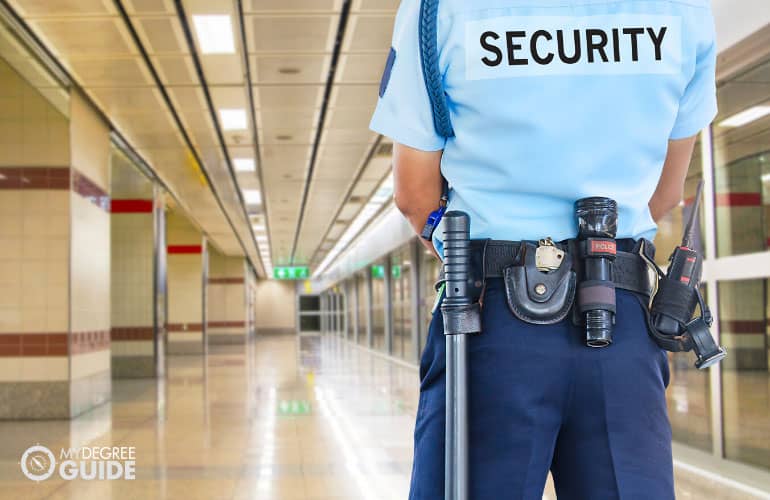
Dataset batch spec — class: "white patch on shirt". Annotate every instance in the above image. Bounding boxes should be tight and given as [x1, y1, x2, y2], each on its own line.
[465, 14, 682, 80]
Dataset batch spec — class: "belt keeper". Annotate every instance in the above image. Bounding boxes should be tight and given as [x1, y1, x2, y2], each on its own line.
[442, 303, 481, 336]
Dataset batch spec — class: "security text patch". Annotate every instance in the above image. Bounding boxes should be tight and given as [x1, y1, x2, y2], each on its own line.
[465, 14, 682, 80]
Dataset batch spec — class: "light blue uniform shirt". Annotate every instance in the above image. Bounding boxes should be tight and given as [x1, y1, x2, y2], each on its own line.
[370, 0, 717, 255]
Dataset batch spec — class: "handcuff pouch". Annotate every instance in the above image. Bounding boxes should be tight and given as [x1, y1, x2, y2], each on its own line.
[503, 242, 576, 325]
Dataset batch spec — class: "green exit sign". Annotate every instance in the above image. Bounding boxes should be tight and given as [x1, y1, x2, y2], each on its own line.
[371, 265, 401, 279]
[273, 266, 309, 280]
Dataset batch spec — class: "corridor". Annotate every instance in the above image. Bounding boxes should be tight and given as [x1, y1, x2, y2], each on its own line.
[0, 334, 764, 500]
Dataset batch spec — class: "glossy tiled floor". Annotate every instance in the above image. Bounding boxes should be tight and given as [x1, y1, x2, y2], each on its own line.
[0, 334, 767, 499]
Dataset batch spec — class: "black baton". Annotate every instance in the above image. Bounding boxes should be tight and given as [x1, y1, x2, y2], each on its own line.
[441, 211, 480, 500]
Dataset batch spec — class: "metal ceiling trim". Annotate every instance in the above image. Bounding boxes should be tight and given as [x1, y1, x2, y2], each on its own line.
[235, 0, 272, 265]
[112, 0, 263, 277]
[289, 0, 353, 264]
[172, 0, 265, 276]
[0, 0, 71, 89]
[308, 135, 383, 266]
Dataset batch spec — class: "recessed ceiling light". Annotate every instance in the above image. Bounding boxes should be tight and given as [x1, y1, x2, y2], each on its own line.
[252, 224, 266, 231]
[192, 15, 236, 54]
[243, 189, 261, 205]
[219, 109, 247, 130]
[276, 134, 293, 141]
[719, 105, 770, 128]
[233, 158, 255, 172]
[278, 67, 301, 75]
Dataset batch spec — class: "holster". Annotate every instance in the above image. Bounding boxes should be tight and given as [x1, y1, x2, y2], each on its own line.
[503, 242, 577, 325]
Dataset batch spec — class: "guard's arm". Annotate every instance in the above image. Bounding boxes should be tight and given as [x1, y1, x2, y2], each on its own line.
[649, 135, 698, 222]
[393, 143, 444, 255]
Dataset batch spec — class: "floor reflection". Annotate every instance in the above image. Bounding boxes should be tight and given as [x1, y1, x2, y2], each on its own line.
[0, 334, 766, 499]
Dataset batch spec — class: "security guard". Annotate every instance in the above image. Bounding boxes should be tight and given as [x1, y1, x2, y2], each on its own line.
[370, 0, 717, 499]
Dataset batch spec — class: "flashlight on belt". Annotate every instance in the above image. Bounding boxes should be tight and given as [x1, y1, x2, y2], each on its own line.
[575, 197, 618, 348]
[651, 182, 726, 370]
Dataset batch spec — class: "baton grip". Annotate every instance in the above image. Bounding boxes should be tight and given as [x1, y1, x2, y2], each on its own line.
[441, 212, 480, 336]
[443, 212, 472, 306]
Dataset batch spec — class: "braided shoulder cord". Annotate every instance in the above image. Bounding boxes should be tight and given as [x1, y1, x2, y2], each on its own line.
[419, 0, 455, 138]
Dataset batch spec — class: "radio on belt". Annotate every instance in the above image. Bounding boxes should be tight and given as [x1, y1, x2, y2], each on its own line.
[649, 181, 726, 369]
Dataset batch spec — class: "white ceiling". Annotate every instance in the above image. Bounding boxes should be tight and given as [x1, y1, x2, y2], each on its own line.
[6, 0, 400, 275]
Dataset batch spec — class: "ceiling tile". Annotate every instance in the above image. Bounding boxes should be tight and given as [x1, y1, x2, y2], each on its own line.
[210, 86, 248, 109]
[253, 54, 329, 84]
[255, 85, 323, 108]
[89, 86, 164, 115]
[124, 0, 175, 15]
[32, 18, 135, 57]
[329, 83, 378, 108]
[245, 0, 339, 12]
[201, 55, 244, 86]
[344, 14, 393, 52]
[321, 128, 376, 144]
[336, 53, 388, 83]
[136, 17, 187, 54]
[258, 108, 318, 131]
[69, 56, 151, 87]
[354, 0, 399, 11]
[260, 129, 315, 145]
[326, 107, 372, 129]
[247, 15, 336, 53]
[153, 56, 196, 85]
[10, 0, 114, 16]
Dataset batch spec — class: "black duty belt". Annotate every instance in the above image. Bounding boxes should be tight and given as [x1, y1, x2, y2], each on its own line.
[439, 239, 657, 299]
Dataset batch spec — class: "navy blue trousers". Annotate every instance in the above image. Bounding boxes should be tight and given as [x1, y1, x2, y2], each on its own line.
[410, 279, 673, 500]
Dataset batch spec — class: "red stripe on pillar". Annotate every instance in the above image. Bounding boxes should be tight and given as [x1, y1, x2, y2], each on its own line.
[111, 199, 153, 213]
[719, 319, 767, 334]
[715, 193, 762, 207]
[168, 245, 202, 254]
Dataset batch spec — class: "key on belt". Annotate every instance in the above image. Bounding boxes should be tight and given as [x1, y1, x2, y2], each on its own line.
[535, 237, 565, 272]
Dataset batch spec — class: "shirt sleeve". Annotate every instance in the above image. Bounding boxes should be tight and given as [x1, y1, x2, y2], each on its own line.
[669, 8, 718, 140]
[369, 0, 447, 151]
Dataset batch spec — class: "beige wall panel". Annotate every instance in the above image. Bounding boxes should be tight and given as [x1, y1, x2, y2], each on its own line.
[0, 58, 70, 167]
[111, 214, 153, 327]
[168, 254, 203, 324]
[255, 281, 296, 330]
[70, 350, 110, 380]
[70, 92, 110, 189]
[70, 195, 110, 333]
[111, 340, 154, 357]
[167, 210, 202, 245]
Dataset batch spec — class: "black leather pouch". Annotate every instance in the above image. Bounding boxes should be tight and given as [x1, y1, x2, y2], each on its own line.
[503, 242, 576, 325]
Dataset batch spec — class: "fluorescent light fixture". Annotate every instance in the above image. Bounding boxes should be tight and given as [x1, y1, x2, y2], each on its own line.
[314, 173, 394, 277]
[233, 158, 255, 172]
[192, 15, 235, 54]
[719, 105, 770, 128]
[761, 173, 770, 183]
[219, 109, 247, 130]
[252, 224, 266, 232]
[243, 189, 261, 205]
